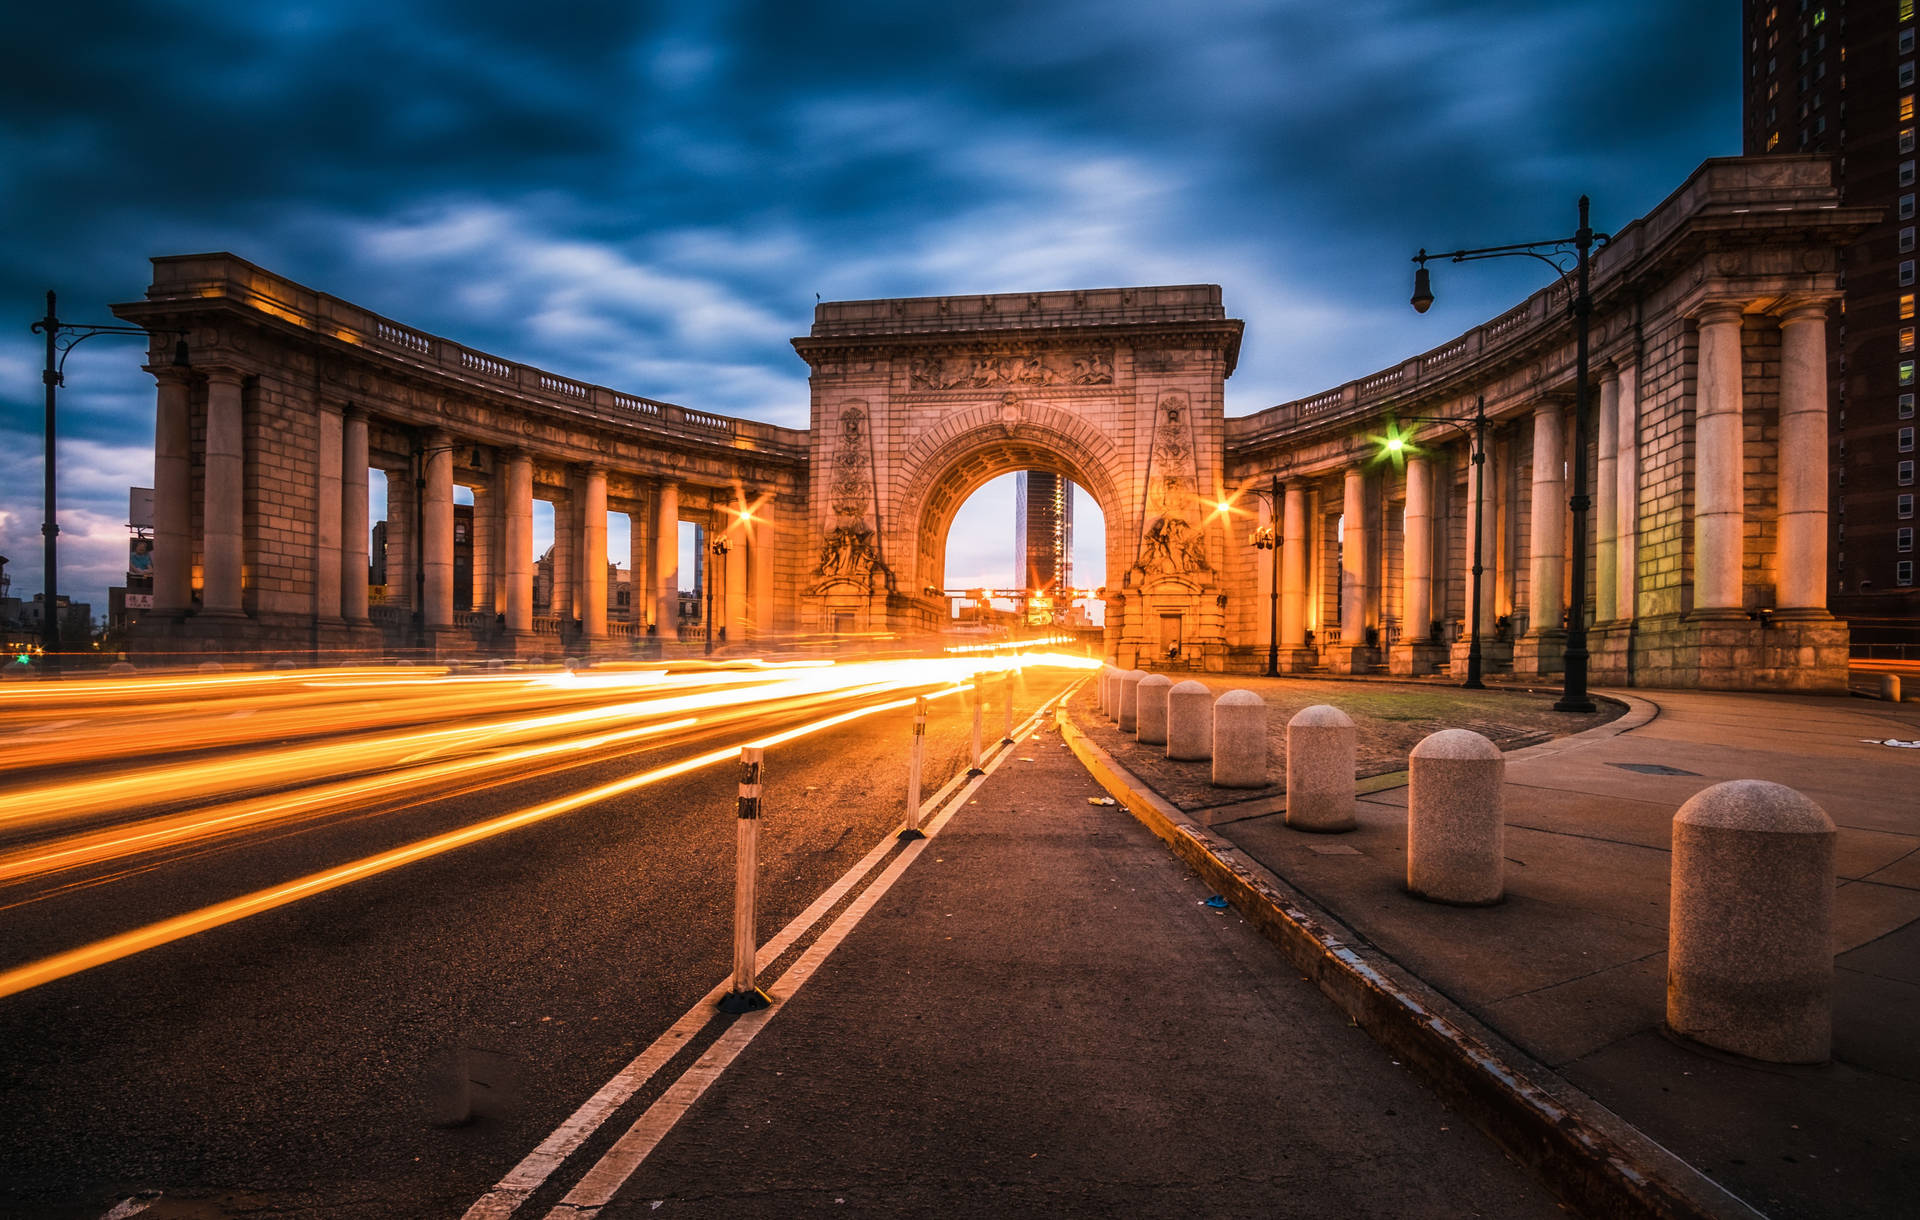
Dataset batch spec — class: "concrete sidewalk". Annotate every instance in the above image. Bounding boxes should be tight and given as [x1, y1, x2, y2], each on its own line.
[595, 711, 1563, 1217]
[1070, 681, 1920, 1220]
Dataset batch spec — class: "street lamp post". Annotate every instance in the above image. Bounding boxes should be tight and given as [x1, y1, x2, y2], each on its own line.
[31, 291, 189, 675]
[1411, 197, 1603, 713]
[1377, 398, 1490, 690]
[706, 536, 730, 656]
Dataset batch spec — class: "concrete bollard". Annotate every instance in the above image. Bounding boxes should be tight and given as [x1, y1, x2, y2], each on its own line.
[1212, 689, 1269, 787]
[1406, 729, 1505, 905]
[1098, 665, 1116, 715]
[1286, 705, 1357, 832]
[1136, 674, 1173, 746]
[902, 695, 928, 841]
[1668, 780, 1835, 1064]
[1882, 674, 1903, 703]
[1107, 667, 1125, 724]
[1165, 680, 1213, 761]
[1117, 669, 1145, 733]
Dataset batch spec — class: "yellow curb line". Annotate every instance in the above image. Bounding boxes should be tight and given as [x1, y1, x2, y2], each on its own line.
[1056, 699, 1760, 1220]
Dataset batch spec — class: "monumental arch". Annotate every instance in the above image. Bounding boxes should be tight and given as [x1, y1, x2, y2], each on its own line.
[791, 288, 1243, 668]
[114, 154, 1872, 691]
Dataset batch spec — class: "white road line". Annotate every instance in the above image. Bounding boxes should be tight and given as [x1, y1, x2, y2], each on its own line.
[535, 688, 1075, 1218]
[460, 761, 980, 1220]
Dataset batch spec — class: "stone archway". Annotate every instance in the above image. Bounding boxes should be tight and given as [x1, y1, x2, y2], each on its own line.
[791, 285, 1246, 668]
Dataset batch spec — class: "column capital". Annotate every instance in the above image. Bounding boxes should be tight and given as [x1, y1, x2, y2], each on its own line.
[203, 365, 247, 389]
[1774, 299, 1832, 328]
[147, 364, 193, 387]
[1691, 300, 1748, 328]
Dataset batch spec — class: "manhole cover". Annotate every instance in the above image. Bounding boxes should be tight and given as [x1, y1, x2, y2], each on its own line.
[1609, 762, 1701, 777]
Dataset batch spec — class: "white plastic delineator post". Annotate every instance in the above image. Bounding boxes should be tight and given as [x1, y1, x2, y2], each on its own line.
[902, 696, 928, 841]
[968, 676, 985, 774]
[719, 746, 772, 1013]
[1002, 670, 1016, 743]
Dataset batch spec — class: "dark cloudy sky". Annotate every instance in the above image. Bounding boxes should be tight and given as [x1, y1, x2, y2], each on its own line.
[0, 1, 1736, 621]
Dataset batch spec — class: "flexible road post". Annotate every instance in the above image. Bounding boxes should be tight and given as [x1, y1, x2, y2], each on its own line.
[901, 696, 928, 841]
[719, 746, 772, 1013]
[1002, 670, 1016, 743]
[968, 676, 985, 774]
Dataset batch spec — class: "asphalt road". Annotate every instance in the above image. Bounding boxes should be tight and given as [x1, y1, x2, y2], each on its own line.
[0, 663, 1083, 1218]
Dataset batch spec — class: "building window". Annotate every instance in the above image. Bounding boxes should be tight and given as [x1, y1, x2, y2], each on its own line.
[1903, 392, 1917, 418]
[1900, 493, 1915, 518]
[1904, 426, 1917, 452]
[1906, 228, 1917, 253]
[1903, 327, 1915, 352]
[1905, 94, 1917, 122]
[1903, 160, 1917, 186]
[1904, 194, 1917, 219]
[1901, 527, 1916, 552]
[1905, 128, 1918, 154]
[1904, 62, 1917, 88]
[1903, 260, 1916, 286]
[1902, 460, 1917, 485]
[1900, 560, 1916, 586]
[1906, 29, 1918, 55]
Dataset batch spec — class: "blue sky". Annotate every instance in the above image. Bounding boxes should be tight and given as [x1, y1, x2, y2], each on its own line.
[0, 1, 1737, 619]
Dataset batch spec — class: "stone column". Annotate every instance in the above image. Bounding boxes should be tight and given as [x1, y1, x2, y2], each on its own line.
[551, 490, 574, 623]
[504, 453, 533, 635]
[1595, 369, 1620, 623]
[1616, 361, 1640, 622]
[1279, 481, 1308, 649]
[725, 522, 749, 641]
[1777, 304, 1830, 615]
[628, 511, 646, 622]
[314, 402, 343, 622]
[654, 481, 680, 635]
[151, 369, 193, 613]
[341, 410, 370, 624]
[1403, 455, 1433, 640]
[751, 513, 776, 635]
[1527, 401, 1566, 643]
[200, 368, 246, 616]
[470, 482, 494, 616]
[422, 434, 455, 630]
[580, 467, 608, 640]
[1340, 465, 1367, 646]
[1694, 304, 1747, 615]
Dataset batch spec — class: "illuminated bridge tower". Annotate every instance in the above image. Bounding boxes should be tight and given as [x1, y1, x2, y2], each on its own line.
[1015, 471, 1073, 618]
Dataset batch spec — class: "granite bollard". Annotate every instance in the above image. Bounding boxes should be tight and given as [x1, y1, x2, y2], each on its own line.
[1212, 689, 1268, 787]
[1136, 673, 1173, 746]
[1882, 673, 1903, 704]
[1668, 779, 1835, 1064]
[1097, 664, 1116, 714]
[1286, 704, 1357, 832]
[1166, 680, 1212, 760]
[1406, 729, 1505, 905]
[1117, 669, 1145, 733]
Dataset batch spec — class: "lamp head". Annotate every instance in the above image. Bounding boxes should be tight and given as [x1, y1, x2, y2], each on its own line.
[172, 337, 191, 367]
[1410, 257, 1435, 314]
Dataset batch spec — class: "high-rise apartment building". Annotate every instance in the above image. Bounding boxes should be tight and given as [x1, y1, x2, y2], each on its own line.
[1744, 0, 1919, 647]
[1013, 471, 1073, 598]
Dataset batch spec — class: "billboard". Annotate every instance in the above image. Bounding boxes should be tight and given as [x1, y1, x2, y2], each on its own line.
[129, 536, 154, 580]
[129, 487, 154, 529]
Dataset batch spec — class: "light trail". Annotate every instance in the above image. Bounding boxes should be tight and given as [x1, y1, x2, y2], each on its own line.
[0, 678, 988, 1000]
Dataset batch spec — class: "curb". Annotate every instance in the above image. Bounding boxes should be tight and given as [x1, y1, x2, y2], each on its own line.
[1056, 701, 1761, 1220]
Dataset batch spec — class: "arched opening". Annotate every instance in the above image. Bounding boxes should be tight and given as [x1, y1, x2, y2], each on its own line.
[943, 473, 1108, 627]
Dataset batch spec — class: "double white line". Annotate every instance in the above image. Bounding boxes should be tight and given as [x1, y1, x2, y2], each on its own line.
[463, 683, 1077, 1219]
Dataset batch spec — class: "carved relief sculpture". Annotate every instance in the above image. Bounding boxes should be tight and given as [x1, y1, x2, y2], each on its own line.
[908, 349, 1113, 391]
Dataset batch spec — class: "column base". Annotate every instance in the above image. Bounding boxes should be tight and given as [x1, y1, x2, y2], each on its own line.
[1323, 645, 1378, 674]
[1630, 613, 1849, 693]
[1448, 639, 1513, 680]
[1388, 641, 1449, 676]
[1512, 630, 1567, 678]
